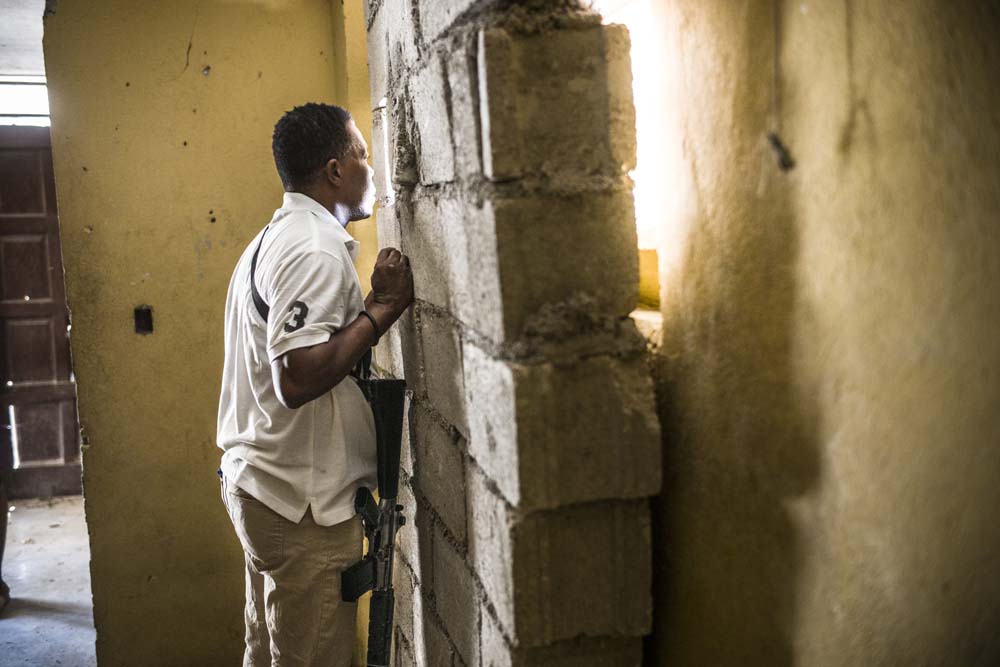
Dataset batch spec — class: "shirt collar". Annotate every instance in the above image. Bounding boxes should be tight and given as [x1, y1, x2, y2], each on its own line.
[277, 191, 360, 261]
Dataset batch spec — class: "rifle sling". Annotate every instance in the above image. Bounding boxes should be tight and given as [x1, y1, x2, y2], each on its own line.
[249, 225, 371, 377]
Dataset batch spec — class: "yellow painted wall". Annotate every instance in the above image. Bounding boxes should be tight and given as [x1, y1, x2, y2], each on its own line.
[330, 2, 377, 661]
[337, 0, 378, 298]
[648, 1, 1000, 664]
[42, 1, 372, 663]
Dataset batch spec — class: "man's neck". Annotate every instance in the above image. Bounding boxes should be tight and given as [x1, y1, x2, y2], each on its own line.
[294, 188, 350, 228]
[328, 202, 352, 228]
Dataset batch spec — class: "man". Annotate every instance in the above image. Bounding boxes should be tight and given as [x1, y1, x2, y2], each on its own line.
[216, 103, 413, 667]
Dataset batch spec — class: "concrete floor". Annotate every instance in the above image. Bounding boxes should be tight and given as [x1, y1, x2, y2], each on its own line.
[1, 495, 97, 667]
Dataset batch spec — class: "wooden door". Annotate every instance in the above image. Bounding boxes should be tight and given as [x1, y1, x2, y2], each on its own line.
[0, 125, 81, 499]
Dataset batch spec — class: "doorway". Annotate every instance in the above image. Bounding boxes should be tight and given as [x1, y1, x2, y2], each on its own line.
[0, 1, 95, 664]
[0, 123, 82, 499]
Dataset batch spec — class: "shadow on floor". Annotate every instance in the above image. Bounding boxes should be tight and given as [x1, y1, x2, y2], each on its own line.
[1, 495, 97, 667]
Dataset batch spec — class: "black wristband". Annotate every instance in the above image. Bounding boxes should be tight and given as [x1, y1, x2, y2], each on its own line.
[359, 310, 381, 345]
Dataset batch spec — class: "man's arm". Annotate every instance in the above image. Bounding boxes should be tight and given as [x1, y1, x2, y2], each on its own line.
[272, 248, 412, 409]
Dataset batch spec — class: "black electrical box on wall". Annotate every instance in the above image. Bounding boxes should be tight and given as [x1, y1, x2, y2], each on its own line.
[134, 305, 153, 334]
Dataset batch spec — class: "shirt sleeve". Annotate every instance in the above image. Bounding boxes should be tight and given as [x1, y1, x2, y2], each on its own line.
[265, 248, 357, 364]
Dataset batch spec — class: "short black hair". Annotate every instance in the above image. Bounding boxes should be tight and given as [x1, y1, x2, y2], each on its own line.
[272, 103, 354, 190]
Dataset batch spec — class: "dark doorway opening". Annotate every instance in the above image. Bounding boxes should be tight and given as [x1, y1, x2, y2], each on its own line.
[0, 3, 95, 663]
[0, 124, 82, 500]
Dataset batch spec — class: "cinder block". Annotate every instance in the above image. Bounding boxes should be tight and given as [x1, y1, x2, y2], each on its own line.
[461, 345, 519, 505]
[463, 344, 661, 509]
[393, 561, 417, 650]
[396, 474, 419, 568]
[410, 192, 640, 345]
[364, 0, 379, 26]
[398, 394, 414, 477]
[385, 0, 420, 72]
[375, 202, 401, 255]
[481, 606, 514, 667]
[453, 200, 504, 341]
[468, 469, 654, 647]
[467, 469, 516, 637]
[399, 307, 423, 390]
[436, 198, 474, 322]
[374, 321, 404, 381]
[405, 196, 478, 325]
[511, 354, 661, 507]
[422, 613, 456, 667]
[394, 638, 417, 667]
[405, 197, 449, 310]
[520, 637, 642, 667]
[372, 92, 411, 195]
[431, 536, 480, 667]
[481, 612, 642, 667]
[476, 24, 636, 183]
[396, 474, 433, 589]
[487, 191, 640, 341]
[446, 37, 481, 178]
[449, 191, 640, 345]
[412, 404, 468, 544]
[516, 500, 654, 644]
[418, 307, 467, 436]
[404, 191, 639, 352]
[419, 0, 479, 43]
[392, 93, 419, 186]
[477, 29, 520, 181]
[367, 4, 390, 105]
[405, 571, 432, 667]
[374, 301, 420, 389]
[373, 205, 421, 385]
[410, 56, 455, 184]
[398, 573, 432, 667]
[602, 23, 637, 180]
[367, 0, 419, 105]
[371, 105, 395, 208]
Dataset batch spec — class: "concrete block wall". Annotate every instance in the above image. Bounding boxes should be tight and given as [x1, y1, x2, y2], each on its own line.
[365, 1, 661, 664]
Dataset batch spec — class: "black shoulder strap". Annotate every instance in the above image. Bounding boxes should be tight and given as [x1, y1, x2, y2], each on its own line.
[250, 227, 270, 321]
[360, 348, 373, 380]
[252, 224, 373, 380]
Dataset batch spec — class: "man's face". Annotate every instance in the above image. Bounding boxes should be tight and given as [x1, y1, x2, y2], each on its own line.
[341, 120, 376, 222]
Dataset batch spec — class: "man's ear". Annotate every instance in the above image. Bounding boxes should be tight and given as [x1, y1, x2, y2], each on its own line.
[324, 158, 342, 186]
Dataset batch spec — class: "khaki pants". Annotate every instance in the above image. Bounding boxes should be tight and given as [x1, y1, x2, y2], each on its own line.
[221, 476, 362, 667]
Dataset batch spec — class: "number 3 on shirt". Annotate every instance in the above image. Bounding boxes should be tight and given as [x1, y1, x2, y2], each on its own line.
[284, 301, 309, 332]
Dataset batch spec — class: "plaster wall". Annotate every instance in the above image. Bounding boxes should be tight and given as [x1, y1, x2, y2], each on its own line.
[41, 1, 371, 663]
[648, 1, 1000, 664]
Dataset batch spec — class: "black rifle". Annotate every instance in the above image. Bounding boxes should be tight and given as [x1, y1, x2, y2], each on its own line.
[342, 357, 407, 667]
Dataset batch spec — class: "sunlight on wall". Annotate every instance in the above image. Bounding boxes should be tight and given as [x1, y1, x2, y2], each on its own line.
[591, 0, 695, 299]
[592, 0, 660, 251]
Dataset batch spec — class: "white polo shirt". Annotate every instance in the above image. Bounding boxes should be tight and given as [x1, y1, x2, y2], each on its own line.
[216, 192, 376, 526]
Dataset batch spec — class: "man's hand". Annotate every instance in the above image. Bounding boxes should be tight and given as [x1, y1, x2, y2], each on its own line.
[366, 247, 414, 333]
